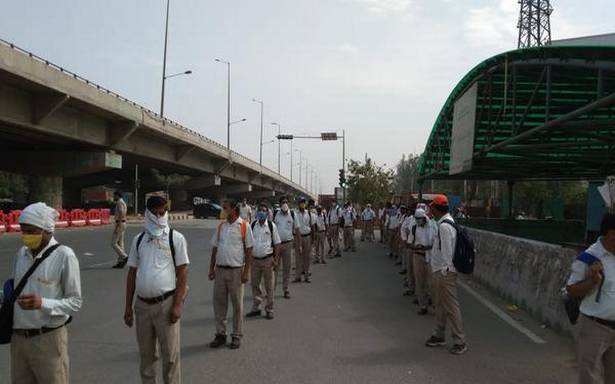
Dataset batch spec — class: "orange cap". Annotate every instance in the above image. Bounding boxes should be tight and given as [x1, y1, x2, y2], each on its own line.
[431, 194, 448, 206]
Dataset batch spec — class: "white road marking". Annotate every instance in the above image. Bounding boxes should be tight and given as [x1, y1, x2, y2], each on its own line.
[85, 260, 116, 268]
[458, 280, 547, 344]
[83, 252, 94, 256]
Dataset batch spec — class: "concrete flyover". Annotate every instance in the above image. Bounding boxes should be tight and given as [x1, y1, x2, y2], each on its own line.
[0, 38, 314, 207]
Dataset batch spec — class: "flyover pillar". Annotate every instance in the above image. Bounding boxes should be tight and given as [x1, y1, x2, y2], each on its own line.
[29, 175, 63, 208]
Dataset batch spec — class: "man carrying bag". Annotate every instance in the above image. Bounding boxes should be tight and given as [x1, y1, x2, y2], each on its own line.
[0, 202, 82, 384]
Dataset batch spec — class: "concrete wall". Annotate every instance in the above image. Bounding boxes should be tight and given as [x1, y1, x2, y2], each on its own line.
[467, 228, 578, 332]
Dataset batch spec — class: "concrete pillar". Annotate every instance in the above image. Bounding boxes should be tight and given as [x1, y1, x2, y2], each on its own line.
[29, 175, 63, 208]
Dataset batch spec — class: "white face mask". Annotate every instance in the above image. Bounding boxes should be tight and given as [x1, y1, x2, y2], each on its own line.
[144, 209, 168, 238]
[281, 203, 289, 212]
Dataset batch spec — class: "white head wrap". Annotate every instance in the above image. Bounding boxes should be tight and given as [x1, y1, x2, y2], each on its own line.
[414, 208, 426, 218]
[144, 209, 169, 238]
[19, 202, 58, 232]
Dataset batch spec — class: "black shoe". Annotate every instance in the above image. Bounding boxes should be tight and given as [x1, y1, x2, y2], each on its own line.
[292, 278, 302, 283]
[412, 298, 419, 305]
[403, 290, 412, 297]
[425, 336, 446, 348]
[398, 269, 407, 275]
[395, 261, 402, 266]
[335, 253, 342, 258]
[284, 291, 291, 299]
[230, 337, 241, 349]
[304, 277, 311, 283]
[450, 344, 468, 355]
[246, 310, 262, 318]
[417, 307, 428, 315]
[112, 259, 127, 269]
[265, 312, 274, 320]
[209, 334, 227, 348]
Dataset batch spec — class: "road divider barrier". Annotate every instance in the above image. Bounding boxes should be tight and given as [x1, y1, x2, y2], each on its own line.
[0, 208, 114, 233]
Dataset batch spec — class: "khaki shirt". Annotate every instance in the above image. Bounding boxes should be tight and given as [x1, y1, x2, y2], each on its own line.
[114, 198, 127, 221]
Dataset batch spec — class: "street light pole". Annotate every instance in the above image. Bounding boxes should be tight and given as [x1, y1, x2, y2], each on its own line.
[271, 122, 281, 174]
[290, 140, 293, 182]
[342, 129, 346, 201]
[215, 58, 231, 149]
[295, 149, 302, 187]
[160, 0, 170, 117]
[252, 99, 264, 166]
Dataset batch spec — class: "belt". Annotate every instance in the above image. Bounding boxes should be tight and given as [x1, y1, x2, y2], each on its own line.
[216, 265, 243, 269]
[138, 289, 176, 305]
[585, 315, 615, 330]
[255, 254, 273, 260]
[301, 233, 311, 237]
[281, 239, 293, 244]
[14, 324, 65, 338]
[116, 220, 126, 223]
[414, 250, 426, 256]
[330, 223, 339, 226]
[318, 230, 326, 233]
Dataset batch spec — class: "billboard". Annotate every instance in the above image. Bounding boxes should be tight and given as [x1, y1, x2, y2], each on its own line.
[449, 82, 478, 175]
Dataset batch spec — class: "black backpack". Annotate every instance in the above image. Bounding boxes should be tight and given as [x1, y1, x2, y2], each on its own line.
[439, 220, 475, 274]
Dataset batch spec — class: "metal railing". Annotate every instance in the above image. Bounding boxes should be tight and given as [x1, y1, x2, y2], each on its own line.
[0, 38, 306, 192]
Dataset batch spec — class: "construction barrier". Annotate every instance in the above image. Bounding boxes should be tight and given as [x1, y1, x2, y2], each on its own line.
[55, 209, 70, 229]
[70, 209, 87, 227]
[7, 210, 21, 232]
[100, 208, 111, 224]
[87, 209, 102, 226]
[0, 211, 6, 234]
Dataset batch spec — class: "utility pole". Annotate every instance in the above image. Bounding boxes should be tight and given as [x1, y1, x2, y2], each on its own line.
[160, 0, 170, 117]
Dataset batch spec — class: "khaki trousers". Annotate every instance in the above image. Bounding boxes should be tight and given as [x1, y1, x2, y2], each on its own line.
[413, 252, 431, 307]
[11, 326, 68, 384]
[432, 271, 465, 345]
[296, 236, 312, 278]
[388, 229, 399, 256]
[276, 241, 293, 293]
[405, 247, 415, 288]
[112, 222, 128, 261]
[578, 315, 615, 384]
[251, 257, 274, 313]
[315, 231, 326, 260]
[328, 225, 340, 255]
[343, 226, 355, 251]
[361, 221, 374, 241]
[213, 267, 244, 337]
[135, 296, 180, 384]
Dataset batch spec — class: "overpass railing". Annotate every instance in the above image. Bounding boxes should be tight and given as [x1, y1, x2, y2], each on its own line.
[0, 38, 303, 192]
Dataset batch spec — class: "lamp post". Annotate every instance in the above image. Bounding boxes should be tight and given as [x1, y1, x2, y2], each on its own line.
[271, 122, 281, 174]
[295, 149, 302, 187]
[159, 0, 191, 118]
[228, 118, 247, 150]
[215, 58, 231, 149]
[252, 99, 264, 166]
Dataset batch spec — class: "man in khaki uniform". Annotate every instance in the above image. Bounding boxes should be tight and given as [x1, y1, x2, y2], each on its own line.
[425, 195, 467, 355]
[314, 206, 328, 264]
[360, 204, 376, 242]
[294, 198, 315, 283]
[112, 190, 129, 269]
[208, 199, 254, 350]
[11, 202, 82, 384]
[567, 213, 615, 384]
[246, 203, 281, 320]
[124, 196, 189, 384]
[342, 203, 356, 252]
[327, 202, 342, 258]
[408, 208, 436, 315]
[272, 197, 295, 299]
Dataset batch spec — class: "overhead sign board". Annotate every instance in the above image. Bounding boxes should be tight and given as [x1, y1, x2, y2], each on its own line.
[449, 82, 478, 175]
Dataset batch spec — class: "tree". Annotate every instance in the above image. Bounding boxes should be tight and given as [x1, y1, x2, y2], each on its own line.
[0, 171, 27, 200]
[150, 169, 191, 198]
[346, 158, 393, 205]
[394, 154, 421, 194]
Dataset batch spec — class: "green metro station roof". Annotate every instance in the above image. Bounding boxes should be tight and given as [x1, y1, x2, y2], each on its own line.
[418, 45, 615, 182]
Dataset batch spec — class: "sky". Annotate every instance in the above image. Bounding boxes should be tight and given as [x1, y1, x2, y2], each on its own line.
[1, 0, 612, 193]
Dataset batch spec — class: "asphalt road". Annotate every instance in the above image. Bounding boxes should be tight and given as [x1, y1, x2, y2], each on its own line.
[0, 220, 577, 383]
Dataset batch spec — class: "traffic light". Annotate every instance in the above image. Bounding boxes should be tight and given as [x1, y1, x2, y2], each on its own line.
[338, 169, 346, 187]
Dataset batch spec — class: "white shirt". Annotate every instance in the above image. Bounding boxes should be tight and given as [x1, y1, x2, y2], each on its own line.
[13, 238, 82, 329]
[273, 209, 295, 242]
[211, 218, 255, 267]
[239, 204, 252, 222]
[342, 208, 355, 228]
[127, 228, 190, 298]
[315, 213, 327, 232]
[294, 209, 315, 235]
[387, 212, 401, 229]
[378, 208, 385, 220]
[430, 214, 457, 273]
[252, 220, 281, 258]
[328, 206, 341, 225]
[362, 208, 376, 221]
[400, 215, 414, 242]
[568, 239, 615, 320]
[408, 219, 437, 248]
[114, 198, 127, 221]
